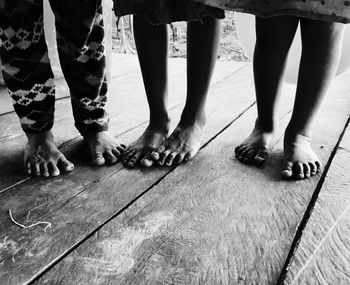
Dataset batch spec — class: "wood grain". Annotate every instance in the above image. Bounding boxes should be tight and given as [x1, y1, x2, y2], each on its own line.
[283, 117, 350, 285]
[0, 64, 253, 284]
[35, 73, 350, 285]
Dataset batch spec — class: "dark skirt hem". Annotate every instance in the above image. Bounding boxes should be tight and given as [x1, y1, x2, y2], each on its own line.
[113, 1, 225, 24]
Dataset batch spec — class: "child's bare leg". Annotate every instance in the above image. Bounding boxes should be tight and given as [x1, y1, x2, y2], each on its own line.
[236, 16, 299, 166]
[25, 131, 74, 177]
[282, 20, 344, 179]
[124, 16, 170, 168]
[151, 16, 221, 166]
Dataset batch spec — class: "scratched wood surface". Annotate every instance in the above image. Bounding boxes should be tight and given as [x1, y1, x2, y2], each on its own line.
[0, 57, 249, 284]
[282, 119, 350, 285]
[33, 73, 350, 284]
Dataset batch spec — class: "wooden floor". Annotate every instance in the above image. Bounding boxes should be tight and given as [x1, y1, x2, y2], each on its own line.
[0, 54, 349, 285]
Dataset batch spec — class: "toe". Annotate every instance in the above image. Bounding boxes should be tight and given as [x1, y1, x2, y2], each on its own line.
[31, 162, 40, 177]
[315, 161, 322, 173]
[165, 152, 177, 166]
[303, 163, 311, 178]
[238, 149, 249, 163]
[151, 142, 167, 160]
[58, 155, 74, 172]
[126, 152, 142, 168]
[115, 145, 126, 155]
[157, 151, 170, 166]
[151, 151, 160, 161]
[184, 151, 196, 162]
[140, 152, 154, 168]
[25, 162, 31, 175]
[40, 163, 50, 177]
[140, 157, 154, 168]
[112, 148, 121, 158]
[294, 162, 304, 179]
[92, 151, 105, 166]
[105, 150, 118, 164]
[309, 162, 317, 176]
[123, 149, 136, 163]
[174, 153, 186, 165]
[243, 149, 255, 164]
[281, 161, 293, 179]
[234, 145, 243, 155]
[48, 161, 60, 177]
[236, 146, 247, 158]
[253, 149, 268, 166]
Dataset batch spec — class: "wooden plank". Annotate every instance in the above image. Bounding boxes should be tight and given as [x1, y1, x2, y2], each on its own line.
[34, 73, 350, 284]
[282, 118, 350, 284]
[0, 64, 255, 284]
[0, 58, 245, 187]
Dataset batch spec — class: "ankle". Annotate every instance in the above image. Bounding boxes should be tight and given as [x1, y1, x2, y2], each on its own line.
[148, 116, 170, 133]
[179, 111, 206, 129]
[285, 123, 311, 140]
[254, 118, 274, 133]
[25, 130, 54, 144]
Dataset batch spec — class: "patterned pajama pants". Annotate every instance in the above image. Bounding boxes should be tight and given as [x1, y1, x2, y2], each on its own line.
[0, 0, 109, 135]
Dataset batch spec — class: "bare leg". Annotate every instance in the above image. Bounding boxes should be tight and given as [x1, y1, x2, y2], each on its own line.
[236, 16, 299, 166]
[124, 16, 170, 168]
[151, 16, 221, 166]
[282, 19, 344, 179]
[25, 131, 74, 177]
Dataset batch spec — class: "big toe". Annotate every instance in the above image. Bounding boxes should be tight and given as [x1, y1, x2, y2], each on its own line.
[140, 152, 154, 167]
[253, 149, 268, 166]
[141, 158, 154, 168]
[58, 156, 74, 172]
[281, 161, 293, 179]
[93, 152, 105, 166]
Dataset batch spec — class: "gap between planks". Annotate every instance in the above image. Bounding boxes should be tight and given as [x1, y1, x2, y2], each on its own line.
[277, 115, 350, 285]
[0, 64, 259, 284]
[32, 72, 350, 284]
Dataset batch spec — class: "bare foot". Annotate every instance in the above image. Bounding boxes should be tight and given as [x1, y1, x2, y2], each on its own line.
[84, 131, 125, 166]
[24, 130, 74, 177]
[235, 126, 273, 166]
[150, 121, 203, 166]
[282, 132, 322, 180]
[123, 125, 169, 168]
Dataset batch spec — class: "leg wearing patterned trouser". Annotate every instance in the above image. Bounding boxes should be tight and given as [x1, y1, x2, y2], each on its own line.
[0, 0, 110, 135]
[0, 0, 75, 177]
[48, 0, 125, 165]
[0, 0, 56, 133]
[0, 0, 124, 176]
[49, 0, 109, 136]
